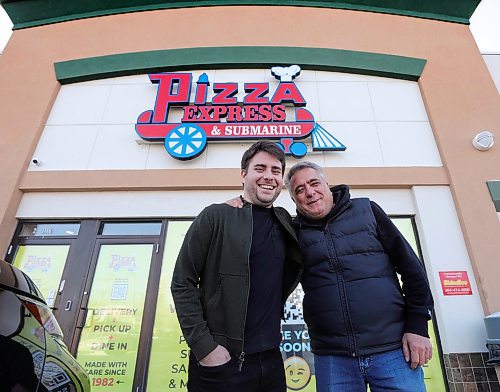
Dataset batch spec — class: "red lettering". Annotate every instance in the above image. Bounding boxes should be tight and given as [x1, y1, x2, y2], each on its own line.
[270, 82, 306, 106]
[244, 105, 259, 121]
[244, 83, 269, 104]
[212, 83, 238, 105]
[197, 106, 213, 122]
[149, 73, 192, 123]
[181, 106, 198, 122]
[227, 106, 243, 122]
[194, 83, 209, 105]
[212, 106, 228, 121]
[272, 105, 286, 121]
[258, 105, 272, 121]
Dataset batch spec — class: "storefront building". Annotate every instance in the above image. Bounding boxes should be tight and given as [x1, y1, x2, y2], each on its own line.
[1, 1, 500, 391]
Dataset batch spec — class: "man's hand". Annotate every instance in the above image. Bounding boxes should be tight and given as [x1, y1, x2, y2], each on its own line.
[402, 333, 433, 369]
[199, 345, 231, 367]
[225, 196, 244, 208]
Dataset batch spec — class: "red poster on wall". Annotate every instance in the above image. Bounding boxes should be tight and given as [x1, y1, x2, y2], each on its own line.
[439, 271, 472, 296]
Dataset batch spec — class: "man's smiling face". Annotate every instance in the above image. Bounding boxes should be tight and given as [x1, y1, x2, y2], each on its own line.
[241, 151, 283, 208]
[289, 167, 334, 219]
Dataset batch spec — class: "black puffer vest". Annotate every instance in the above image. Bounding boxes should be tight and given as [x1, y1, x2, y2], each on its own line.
[296, 185, 405, 356]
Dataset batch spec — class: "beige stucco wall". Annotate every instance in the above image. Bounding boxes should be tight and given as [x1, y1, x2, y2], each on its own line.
[0, 6, 499, 314]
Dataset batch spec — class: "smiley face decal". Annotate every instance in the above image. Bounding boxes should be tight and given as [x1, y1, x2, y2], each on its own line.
[284, 356, 311, 390]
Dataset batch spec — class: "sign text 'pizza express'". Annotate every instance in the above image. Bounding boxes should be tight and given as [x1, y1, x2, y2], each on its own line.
[135, 66, 345, 160]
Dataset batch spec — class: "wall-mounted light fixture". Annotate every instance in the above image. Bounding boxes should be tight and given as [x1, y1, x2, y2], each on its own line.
[472, 131, 495, 151]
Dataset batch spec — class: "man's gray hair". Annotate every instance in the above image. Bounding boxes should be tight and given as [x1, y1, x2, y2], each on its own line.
[284, 161, 327, 189]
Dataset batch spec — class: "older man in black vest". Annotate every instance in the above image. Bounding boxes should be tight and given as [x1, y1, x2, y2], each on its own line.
[285, 161, 433, 392]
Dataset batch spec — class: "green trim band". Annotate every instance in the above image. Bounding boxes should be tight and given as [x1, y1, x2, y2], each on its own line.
[1, 0, 480, 29]
[54, 46, 426, 84]
[487, 181, 500, 212]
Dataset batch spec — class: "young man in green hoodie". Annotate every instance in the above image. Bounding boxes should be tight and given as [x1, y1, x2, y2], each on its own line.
[171, 141, 302, 392]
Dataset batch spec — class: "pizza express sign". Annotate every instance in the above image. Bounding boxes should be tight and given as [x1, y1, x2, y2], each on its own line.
[135, 65, 345, 160]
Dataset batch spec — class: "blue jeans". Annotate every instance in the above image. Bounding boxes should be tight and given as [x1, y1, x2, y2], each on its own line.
[314, 348, 425, 392]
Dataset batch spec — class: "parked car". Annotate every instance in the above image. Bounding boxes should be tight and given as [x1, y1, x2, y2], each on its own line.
[0, 258, 90, 391]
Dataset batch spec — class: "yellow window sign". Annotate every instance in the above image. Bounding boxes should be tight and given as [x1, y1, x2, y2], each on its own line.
[147, 221, 193, 390]
[13, 245, 70, 307]
[77, 244, 153, 391]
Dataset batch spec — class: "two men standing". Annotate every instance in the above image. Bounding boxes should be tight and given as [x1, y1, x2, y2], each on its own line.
[172, 141, 433, 391]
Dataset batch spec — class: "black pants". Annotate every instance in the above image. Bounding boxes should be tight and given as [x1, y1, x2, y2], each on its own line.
[187, 348, 286, 392]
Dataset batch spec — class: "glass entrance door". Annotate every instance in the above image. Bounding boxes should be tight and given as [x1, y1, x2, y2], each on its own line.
[12, 244, 70, 308]
[75, 242, 155, 391]
[146, 221, 192, 390]
[391, 218, 447, 392]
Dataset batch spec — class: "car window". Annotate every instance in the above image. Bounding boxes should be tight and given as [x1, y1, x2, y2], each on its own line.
[18, 295, 64, 339]
[0, 290, 24, 336]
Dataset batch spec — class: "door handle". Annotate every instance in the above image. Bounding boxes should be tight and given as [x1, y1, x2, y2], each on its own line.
[58, 279, 66, 294]
[76, 308, 89, 329]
